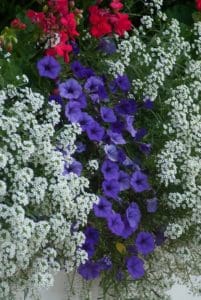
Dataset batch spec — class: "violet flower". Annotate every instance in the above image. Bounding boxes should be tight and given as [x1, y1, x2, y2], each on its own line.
[126, 256, 145, 280]
[135, 232, 155, 255]
[107, 212, 124, 236]
[37, 56, 61, 79]
[130, 171, 150, 193]
[78, 261, 100, 280]
[59, 78, 82, 99]
[102, 179, 120, 199]
[101, 159, 119, 180]
[93, 196, 112, 218]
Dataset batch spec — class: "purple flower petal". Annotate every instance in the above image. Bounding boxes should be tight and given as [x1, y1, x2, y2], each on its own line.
[78, 261, 100, 280]
[135, 232, 155, 255]
[101, 159, 119, 180]
[102, 179, 120, 199]
[146, 197, 158, 213]
[59, 78, 82, 100]
[126, 202, 141, 230]
[93, 197, 112, 218]
[37, 56, 61, 79]
[126, 256, 145, 280]
[100, 107, 117, 123]
[107, 212, 124, 236]
[130, 171, 150, 193]
[86, 121, 105, 142]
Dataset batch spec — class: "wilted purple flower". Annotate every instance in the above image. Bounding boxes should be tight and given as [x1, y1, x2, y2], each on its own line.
[59, 78, 82, 99]
[86, 121, 105, 141]
[143, 98, 154, 110]
[104, 144, 119, 162]
[63, 160, 82, 176]
[107, 130, 126, 145]
[85, 227, 99, 245]
[115, 99, 137, 115]
[139, 143, 151, 156]
[116, 270, 124, 281]
[78, 112, 94, 131]
[118, 171, 130, 191]
[130, 171, 150, 193]
[126, 256, 145, 279]
[125, 116, 137, 138]
[37, 56, 61, 79]
[97, 256, 112, 271]
[93, 196, 112, 218]
[107, 212, 124, 236]
[78, 260, 100, 280]
[135, 232, 155, 255]
[98, 38, 116, 54]
[102, 179, 120, 199]
[100, 107, 117, 123]
[146, 197, 158, 213]
[155, 229, 166, 246]
[70, 61, 85, 78]
[65, 102, 82, 123]
[126, 202, 141, 230]
[101, 159, 119, 180]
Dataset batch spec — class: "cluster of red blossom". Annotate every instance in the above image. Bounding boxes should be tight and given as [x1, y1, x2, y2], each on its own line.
[88, 0, 132, 38]
[26, 0, 79, 63]
[196, 0, 201, 10]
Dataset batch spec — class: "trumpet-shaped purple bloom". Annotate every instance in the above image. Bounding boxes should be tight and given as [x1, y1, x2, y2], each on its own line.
[102, 179, 120, 199]
[78, 260, 100, 280]
[71, 61, 86, 78]
[146, 197, 158, 213]
[110, 75, 131, 93]
[37, 56, 61, 79]
[126, 256, 145, 280]
[93, 197, 112, 218]
[76, 142, 86, 153]
[65, 102, 82, 123]
[98, 38, 116, 54]
[84, 76, 104, 93]
[104, 144, 119, 162]
[139, 143, 151, 156]
[100, 107, 117, 123]
[143, 98, 154, 110]
[86, 121, 105, 141]
[71, 93, 87, 109]
[119, 217, 134, 239]
[125, 116, 137, 138]
[63, 160, 83, 176]
[110, 121, 125, 133]
[135, 128, 148, 141]
[107, 130, 126, 145]
[115, 99, 137, 115]
[49, 95, 63, 105]
[78, 112, 93, 131]
[59, 78, 82, 99]
[101, 159, 119, 180]
[85, 227, 99, 245]
[107, 212, 124, 236]
[136, 232, 155, 255]
[126, 202, 141, 230]
[118, 171, 130, 191]
[82, 241, 95, 258]
[130, 171, 150, 193]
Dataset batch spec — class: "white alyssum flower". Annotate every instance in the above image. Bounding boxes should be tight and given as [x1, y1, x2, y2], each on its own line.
[0, 81, 98, 299]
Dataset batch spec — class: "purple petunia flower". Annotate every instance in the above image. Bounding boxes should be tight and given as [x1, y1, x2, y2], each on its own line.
[135, 232, 155, 255]
[65, 102, 82, 123]
[135, 128, 148, 141]
[139, 143, 151, 156]
[104, 144, 119, 162]
[102, 179, 120, 199]
[82, 241, 95, 258]
[130, 171, 150, 193]
[76, 142, 86, 153]
[63, 160, 83, 176]
[110, 75, 131, 93]
[107, 212, 124, 236]
[37, 56, 61, 79]
[70, 61, 85, 78]
[110, 121, 125, 133]
[126, 202, 141, 231]
[85, 227, 99, 245]
[115, 99, 137, 115]
[98, 38, 116, 55]
[59, 78, 82, 99]
[126, 256, 145, 280]
[78, 260, 100, 280]
[93, 196, 112, 218]
[119, 216, 134, 239]
[84, 76, 104, 94]
[143, 98, 154, 110]
[118, 171, 130, 191]
[78, 112, 94, 131]
[100, 107, 117, 123]
[97, 256, 112, 271]
[71, 93, 87, 109]
[146, 197, 158, 213]
[107, 130, 126, 145]
[70, 41, 80, 55]
[101, 159, 119, 180]
[125, 116, 137, 138]
[86, 121, 105, 141]
[155, 229, 166, 246]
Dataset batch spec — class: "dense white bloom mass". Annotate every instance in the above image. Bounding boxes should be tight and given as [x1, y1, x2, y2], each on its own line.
[0, 82, 98, 299]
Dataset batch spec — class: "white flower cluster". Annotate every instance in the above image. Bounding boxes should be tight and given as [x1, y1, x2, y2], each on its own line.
[0, 82, 98, 299]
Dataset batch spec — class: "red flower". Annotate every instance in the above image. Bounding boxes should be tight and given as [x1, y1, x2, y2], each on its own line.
[110, 13, 132, 36]
[196, 0, 201, 10]
[60, 13, 79, 40]
[10, 18, 26, 30]
[110, 1, 123, 12]
[46, 42, 72, 63]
